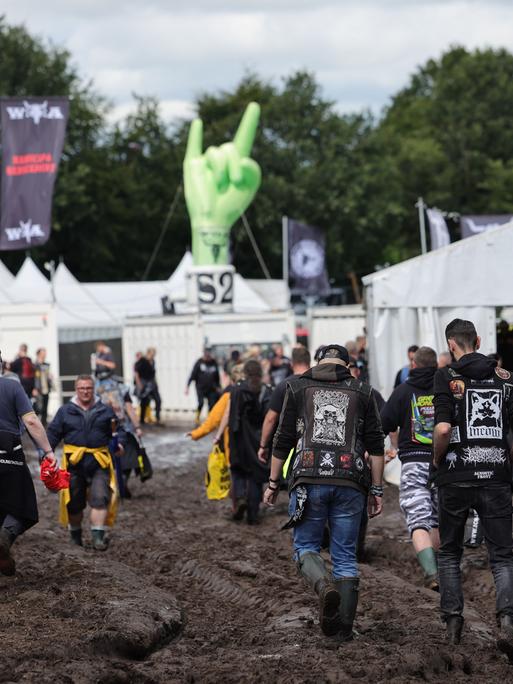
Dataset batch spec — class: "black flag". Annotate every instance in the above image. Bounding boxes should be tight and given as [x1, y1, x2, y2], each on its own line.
[288, 219, 329, 294]
[0, 97, 69, 250]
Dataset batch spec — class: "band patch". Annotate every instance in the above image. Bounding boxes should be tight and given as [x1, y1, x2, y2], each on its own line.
[312, 389, 349, 446]
[339, 454, 352, 469]
[449, 380, 465, 399]
[301, 450, 314, 468]
[496, 367, 511, 380]
[450, 426, 461, 443]
[466, 389, 502, 439]
[461, 446, 506, 467]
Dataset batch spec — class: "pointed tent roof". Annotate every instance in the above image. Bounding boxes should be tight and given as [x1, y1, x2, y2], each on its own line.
[7, 257, 51, 303]
[54, 262, 116, 327]
[0, 261, 14, 288]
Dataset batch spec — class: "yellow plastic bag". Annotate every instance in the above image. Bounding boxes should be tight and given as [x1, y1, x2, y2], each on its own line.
[205, 445, 231, 500]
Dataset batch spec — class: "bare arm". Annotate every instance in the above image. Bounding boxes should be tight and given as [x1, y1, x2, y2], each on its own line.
[124, 401, 141, 434]
[22, 412, 56, 466]
[257, 409, 279, 463]
[433, 422, 451, 466]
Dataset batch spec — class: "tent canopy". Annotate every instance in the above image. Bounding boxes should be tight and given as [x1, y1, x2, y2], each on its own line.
[362, 223, 513, 397]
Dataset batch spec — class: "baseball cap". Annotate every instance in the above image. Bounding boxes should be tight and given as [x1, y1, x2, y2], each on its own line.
[317, 344, 350, 364]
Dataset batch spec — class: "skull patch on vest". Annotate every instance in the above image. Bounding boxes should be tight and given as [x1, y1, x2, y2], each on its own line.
[312, 390, 349, 446]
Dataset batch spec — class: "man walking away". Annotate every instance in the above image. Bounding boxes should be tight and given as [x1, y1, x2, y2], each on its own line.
[433, 319, 513, 656]
[10, 344, 36, 399]
[135, 347, 162, 426]
[186, 348, 220, 425]
[264, 344, 385, 640]
[381, 346, 439, 589]
[258, 346, 311, 465]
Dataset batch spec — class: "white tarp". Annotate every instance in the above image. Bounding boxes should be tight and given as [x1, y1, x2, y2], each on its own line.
[362, 222, 513, 398]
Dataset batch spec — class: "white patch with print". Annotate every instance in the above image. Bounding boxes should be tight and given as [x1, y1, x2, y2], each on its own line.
[320, 452, 335, 468]
[312, 390, 349, 446]
[466, 389, 502, 440]
[461, 446, 506, 467]
[450, 426, 460, 444]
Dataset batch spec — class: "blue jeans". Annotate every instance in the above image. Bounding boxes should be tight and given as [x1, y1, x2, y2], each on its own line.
[290, 484, 365, 578]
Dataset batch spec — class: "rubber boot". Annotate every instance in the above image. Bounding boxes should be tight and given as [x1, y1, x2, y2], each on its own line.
[298, 552, 341, 636]
[69, 528, 83, 547]
[0, 528, 15, 576]
[446, 615, 464, 645]
[91, 528, 108, 551]
[194, 409, 201, 427]
[497, 614, 513, 662]
[333, 578, 359, 641]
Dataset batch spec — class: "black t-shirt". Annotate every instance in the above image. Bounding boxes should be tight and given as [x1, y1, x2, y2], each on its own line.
[135, 357, 156, 382]
[270, 358, 292, 387]
[0, 376, 34, 434]
[269, 374, 298, 413]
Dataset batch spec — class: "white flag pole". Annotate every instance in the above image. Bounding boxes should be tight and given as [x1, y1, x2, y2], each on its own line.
[415, 197, 428, 254]
[282, 215, 289, 283]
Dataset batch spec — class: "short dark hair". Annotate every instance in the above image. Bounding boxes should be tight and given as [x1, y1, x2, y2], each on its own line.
[408, 345, 419, 354]
[445, 318, 478, 350]
[413, 346, 437, 368]
[243, 359, 262, 378]
[292, 346, 311, 367]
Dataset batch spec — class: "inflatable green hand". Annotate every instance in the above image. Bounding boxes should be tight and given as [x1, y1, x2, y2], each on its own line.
[184, 102, 261, 265]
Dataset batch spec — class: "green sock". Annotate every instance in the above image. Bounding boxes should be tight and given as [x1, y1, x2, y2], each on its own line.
[417, 547, 438, 577]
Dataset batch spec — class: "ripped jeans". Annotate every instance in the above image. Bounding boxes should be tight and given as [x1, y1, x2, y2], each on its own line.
[438, 483, 513, 620]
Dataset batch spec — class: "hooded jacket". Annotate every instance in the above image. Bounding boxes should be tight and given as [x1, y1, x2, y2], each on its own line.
[47, 397, 127, 450]
[433, 352, 513, 486]
[273, 362, 384, 492]
[381, 366, 436, 464]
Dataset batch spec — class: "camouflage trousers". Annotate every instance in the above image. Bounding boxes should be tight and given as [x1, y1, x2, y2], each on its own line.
[399, 461, 438, 535]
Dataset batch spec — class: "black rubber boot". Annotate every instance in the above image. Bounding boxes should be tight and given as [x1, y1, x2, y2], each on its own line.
[69, 528, 83, 547]
[0, 528, 15, 576]
[91, 529, 108, 551]
[333, 578, 359, 641]
[497, 614, 513, 662]
[298, 552, 341, 636]
[446, 615, 464, 645]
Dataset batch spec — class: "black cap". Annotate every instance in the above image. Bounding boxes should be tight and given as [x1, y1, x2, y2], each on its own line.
[318, 344, 350, 364]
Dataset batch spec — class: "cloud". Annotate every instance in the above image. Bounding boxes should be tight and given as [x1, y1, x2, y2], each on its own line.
[3, 0, 513, 123]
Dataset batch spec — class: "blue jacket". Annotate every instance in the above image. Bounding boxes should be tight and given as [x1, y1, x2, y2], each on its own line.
[47, 398, 127, 450]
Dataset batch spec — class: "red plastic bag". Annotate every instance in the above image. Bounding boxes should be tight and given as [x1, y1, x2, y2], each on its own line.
[40, 457, 71, 492]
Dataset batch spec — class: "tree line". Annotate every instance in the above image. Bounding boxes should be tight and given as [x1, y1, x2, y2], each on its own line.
[2, 17, 513, 287]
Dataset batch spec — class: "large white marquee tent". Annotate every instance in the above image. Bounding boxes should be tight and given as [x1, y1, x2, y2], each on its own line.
[363, 221, 513, 398]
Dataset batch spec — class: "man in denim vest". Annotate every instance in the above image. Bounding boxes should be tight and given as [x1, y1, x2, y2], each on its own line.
[264, 344, 384, 640]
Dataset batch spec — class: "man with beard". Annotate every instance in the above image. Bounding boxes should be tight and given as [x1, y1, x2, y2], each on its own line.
[380, 346, 439, 589]
[47, 375, 126, 550]
[264, 344, 384, 640]
[433, 319, 513, 656]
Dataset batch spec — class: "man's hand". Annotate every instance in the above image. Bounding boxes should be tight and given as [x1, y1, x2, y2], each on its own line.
[368, 494, 383, 518]
[184, 102, 261, 265]
[44, 451, 57, 470]
[257, 446, 268, 464]
[263, 486, 279, 507]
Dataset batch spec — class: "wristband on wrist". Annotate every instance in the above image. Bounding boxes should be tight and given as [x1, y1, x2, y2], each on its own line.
[259, 444, 268, 449]
[43, 449, 53, 456]
[268, 483, 279, 491]
[370, 484, 384, 497]
[269, 477, 280, 484]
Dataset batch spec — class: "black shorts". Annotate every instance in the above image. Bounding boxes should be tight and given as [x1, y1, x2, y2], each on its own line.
[67, 465, 111, 514]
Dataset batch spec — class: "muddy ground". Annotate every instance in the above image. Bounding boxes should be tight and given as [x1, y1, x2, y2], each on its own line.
[1, 428, 512, 683]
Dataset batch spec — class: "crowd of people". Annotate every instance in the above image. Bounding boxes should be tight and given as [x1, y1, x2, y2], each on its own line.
[0, 322, 512, 660]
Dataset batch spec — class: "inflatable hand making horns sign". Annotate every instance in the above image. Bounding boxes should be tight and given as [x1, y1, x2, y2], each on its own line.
[183, 102, 261, 265]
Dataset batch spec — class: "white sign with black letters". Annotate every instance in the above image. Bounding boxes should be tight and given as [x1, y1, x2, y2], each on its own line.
[186, 265, 235, 312]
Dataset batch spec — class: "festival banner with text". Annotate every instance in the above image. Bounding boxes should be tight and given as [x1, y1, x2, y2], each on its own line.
[0, 97, 69, 250]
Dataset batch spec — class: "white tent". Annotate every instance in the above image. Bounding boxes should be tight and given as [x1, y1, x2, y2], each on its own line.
[362, 221, 513, 397]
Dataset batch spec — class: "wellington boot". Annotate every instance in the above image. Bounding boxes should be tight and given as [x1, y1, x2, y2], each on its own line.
[91, 529, 109, 551]
[0, 529, 15, 576]
[232, 497, 247, 521]
[446, 615, 464, 645]
[298, 552, 341, 636]
[497, 614, 513, 663]
[194, 410, 201, 427]
[69, 529, 83, 547]
[424, 573, 439, 592]
[333, 577, 359, 641]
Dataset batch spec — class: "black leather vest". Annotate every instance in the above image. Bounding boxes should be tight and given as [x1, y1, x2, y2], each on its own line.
[436, 366, 513, 486]
[288, 374, 372, 491]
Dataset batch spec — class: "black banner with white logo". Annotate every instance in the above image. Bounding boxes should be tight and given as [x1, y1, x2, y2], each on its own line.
[288, 219, 329, 294]
[460, 214, 513, 239]
[0, 97, 69, 250]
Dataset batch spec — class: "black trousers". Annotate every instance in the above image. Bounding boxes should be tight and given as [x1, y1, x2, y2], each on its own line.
[197, 388, 219, 412]
[140, 384, 161, 423]
[438, 483, 513, 620]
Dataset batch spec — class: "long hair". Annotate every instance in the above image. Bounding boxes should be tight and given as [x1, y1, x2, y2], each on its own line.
[243, 359, 263, 393]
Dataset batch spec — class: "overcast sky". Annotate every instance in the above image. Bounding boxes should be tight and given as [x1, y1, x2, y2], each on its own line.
[3, 0, 513, 125]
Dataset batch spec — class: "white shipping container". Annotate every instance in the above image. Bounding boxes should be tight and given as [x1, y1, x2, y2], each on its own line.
[309, 305, 366, 354]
